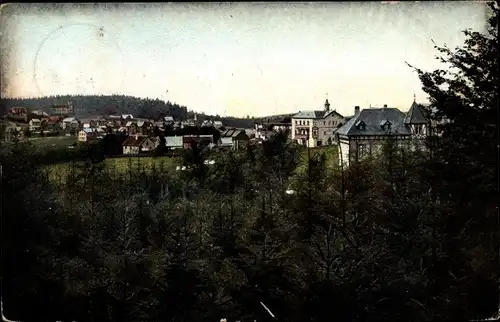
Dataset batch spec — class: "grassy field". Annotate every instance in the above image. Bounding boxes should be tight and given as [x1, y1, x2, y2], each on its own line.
[43, 144, 339, 184]
[45, 155, 183, 183]
[27, 135, 77, 152]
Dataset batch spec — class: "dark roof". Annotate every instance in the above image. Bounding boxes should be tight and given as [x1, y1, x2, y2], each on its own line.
[122, 135, 148, 147]
[404, 101, 429, 124]
[292, 110, 326, 119]
[336, 107, 411, 136]
[222, 128, 247, 138]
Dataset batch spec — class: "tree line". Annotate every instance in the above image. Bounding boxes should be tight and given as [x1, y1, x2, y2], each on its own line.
[1, 2, 498, 321]
[0, 94, 256, 129]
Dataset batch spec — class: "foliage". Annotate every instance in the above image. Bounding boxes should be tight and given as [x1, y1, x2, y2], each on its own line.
[1, 6, 498, 321]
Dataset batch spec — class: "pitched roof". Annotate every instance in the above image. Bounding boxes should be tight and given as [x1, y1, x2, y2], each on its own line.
[45, 116, 62, 124]
[122, 135, 148, 147]
[82, 128, 96, 134]
[165, 136, 183, 147]
[404, 101, 429, 124]
[323, 110, 345, 119]
[221, 128, 245, 138]
[336, 107, 411, 136]
[292, 110, 326, 119]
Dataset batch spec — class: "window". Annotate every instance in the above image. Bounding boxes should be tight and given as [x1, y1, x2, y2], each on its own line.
[323, 121, 326, 125]
[307, 121, 310, 125]
[359, 144, 367, 158]
[324, 130, 327, 135]
[355, 120, 366, 131]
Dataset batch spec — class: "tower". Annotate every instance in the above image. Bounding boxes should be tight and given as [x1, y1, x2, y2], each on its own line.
[324, 93, 330, 112]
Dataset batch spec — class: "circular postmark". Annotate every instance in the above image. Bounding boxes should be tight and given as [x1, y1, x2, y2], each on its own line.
[33, 22, 125, 97]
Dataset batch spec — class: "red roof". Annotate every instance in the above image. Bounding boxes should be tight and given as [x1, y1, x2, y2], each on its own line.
[9, 107, 27, 114]
[45, 116, 62, 124]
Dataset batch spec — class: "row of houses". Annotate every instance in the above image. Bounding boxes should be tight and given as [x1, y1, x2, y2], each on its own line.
[254, 97, 432, 167]
[119, 128, 250, 155]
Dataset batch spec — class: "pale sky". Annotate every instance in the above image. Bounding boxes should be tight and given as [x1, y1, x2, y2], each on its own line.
[0, 2, 487, 117]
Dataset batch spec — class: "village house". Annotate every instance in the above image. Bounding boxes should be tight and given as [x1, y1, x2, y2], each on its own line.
[201, 119, 224, 129]
[43, 116, 63, 132]
[126, 119, 153, 135]
[7, 107, 28, 122]
[79, 118, 98, 129]
[29, 118, 42, 132]
[78, 128, 98, 142]
[122, 135, 158, 155]
[163, 116, 175, 125]
[61, 117, 80, 132]
[219, 128, 250, 150]
[105, 115, 123, 129]
[335, 99, 430, 167]
[291, 99, 346, 147]
[255, 117, 292, 141]
[183, 134, 214, 149]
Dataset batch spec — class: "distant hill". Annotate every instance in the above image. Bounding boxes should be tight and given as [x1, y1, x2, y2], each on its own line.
[254, 113, 294, 123]
[0, 94, 254, 128]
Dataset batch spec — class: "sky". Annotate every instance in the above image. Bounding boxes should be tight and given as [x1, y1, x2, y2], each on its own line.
[0, 2, 487, 118]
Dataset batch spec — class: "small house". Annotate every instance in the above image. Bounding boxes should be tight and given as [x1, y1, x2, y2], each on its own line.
[61, 117, 80, 131]
[122, 135, 157, 155]
[219, 128, 249, 150]
[79, 118, 98, 129]
[43, 116, 62, 132]
[78, 128, 98, 142]
[29, 118, 42, 132]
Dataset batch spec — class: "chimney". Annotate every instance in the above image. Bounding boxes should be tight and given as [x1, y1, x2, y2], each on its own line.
[354, 106, 360, 115]
[383, 104, 388, 108]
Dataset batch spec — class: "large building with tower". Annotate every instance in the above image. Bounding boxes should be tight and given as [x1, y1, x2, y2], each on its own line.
[291, 98, 346, 147]
[335, 97, 430, 167]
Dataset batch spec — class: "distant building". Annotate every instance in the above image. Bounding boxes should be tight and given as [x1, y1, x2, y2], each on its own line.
[335, 99, 430, 167]
[201, 119, 224, 129]
[255, 117, 291, 141]
[52, 101, 73, 115]
[219, 128, 249, 150]
[7, 107, 28, 122]
[29, 118, 42, 132]
[61, 117, 80, 134]
[41, 116, 62, 132]
[122, 135, 157, 155]
[78, 128, 98, 142]
[291, 99, 346, 147]
[183, 134, 214, 149]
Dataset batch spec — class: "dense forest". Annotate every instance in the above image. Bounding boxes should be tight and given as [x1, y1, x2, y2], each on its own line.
[1, 2, 498, 322]
[0, 94, 256, 128]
